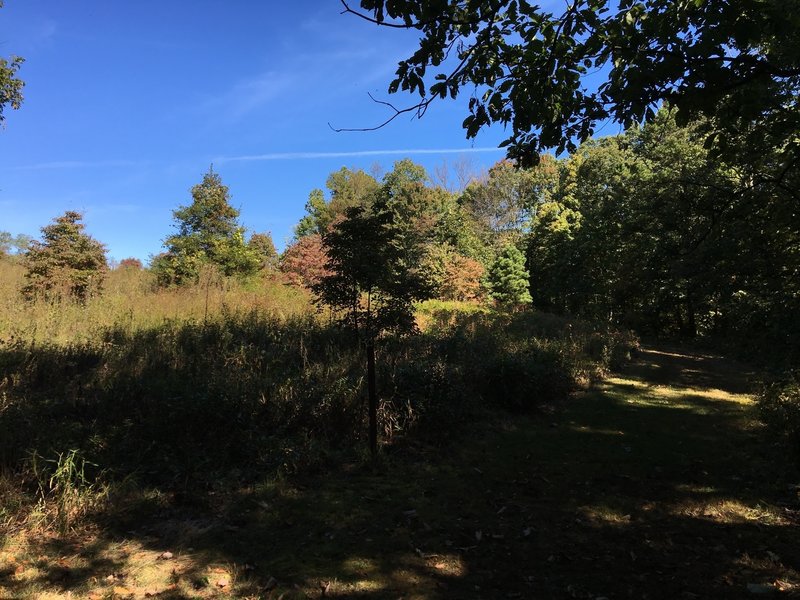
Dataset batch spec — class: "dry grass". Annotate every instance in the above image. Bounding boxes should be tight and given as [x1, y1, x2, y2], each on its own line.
[0, 261, 312, 345]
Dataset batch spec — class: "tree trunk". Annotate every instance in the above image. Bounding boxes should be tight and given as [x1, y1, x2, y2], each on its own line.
[685, 287, 697, 338]
[367, 336, 378, 457]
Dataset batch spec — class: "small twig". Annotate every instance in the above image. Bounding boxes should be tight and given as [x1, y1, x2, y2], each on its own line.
[329, 92, 434, 133]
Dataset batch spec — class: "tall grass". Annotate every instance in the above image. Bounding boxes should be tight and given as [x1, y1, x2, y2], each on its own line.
[0, 261, 312, 344]
[0, 259, 637, 531]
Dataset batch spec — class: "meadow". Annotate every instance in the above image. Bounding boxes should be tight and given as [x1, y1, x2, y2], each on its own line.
[1, 261, 799, 599]
[0, 259, 632, 520]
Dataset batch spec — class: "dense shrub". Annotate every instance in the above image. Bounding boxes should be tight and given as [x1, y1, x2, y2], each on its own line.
[0, 304, 635, 490]
[758, 375, 800, 464]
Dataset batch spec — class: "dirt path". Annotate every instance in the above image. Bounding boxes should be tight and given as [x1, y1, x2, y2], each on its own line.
[2, 346, 799, 599]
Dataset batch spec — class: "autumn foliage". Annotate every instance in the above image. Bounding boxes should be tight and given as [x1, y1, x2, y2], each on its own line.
[279, 233, 330, 288]
[440, 255, 484, 302]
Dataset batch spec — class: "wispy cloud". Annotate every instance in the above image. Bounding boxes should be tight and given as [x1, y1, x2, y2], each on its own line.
[196, 18, 407, 125]
[202, 71, 297, 122]
[216, 147, 503, 163]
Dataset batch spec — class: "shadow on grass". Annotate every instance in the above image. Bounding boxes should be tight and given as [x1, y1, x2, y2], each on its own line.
[625, 345, 757, 395]
[2, 345, 799, 598]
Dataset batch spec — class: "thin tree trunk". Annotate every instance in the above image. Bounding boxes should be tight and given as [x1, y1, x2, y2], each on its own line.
[365, 289, 377, 457]
[367, 336, 378, 457]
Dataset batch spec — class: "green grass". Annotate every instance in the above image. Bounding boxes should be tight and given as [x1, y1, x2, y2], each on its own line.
[2, 345, 798, 598]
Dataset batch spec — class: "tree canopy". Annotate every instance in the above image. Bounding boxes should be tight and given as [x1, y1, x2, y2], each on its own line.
[346, 0, 800, 166]
[312, 198, 434, 455]
[0, 2, 24, 125]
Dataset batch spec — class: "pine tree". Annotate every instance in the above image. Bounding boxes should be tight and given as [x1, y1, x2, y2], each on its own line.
[487, 245, 532, 307]
[22, 211, 108, 302]
[154, 167, 260, 285]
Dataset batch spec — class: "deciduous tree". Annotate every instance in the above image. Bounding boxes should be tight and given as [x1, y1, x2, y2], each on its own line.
[345, 0, 800, 166]
[280, 233, 330, 288]
[118, 257, 143, 270]
[313, 201, 433, 455]
[249, 232, 279, 271]
[0, 1, 24, 125]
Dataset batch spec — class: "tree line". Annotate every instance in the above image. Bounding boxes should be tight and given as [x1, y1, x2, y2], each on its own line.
[3, 107, 797, 364]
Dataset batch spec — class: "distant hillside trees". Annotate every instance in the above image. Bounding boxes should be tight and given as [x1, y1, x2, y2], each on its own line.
[118, 257, 143, 270]
[152, 167, 261, 285]
[0, 231, 32, 258]
[22, 211, 108, 303]
[290, 160, 489, 299]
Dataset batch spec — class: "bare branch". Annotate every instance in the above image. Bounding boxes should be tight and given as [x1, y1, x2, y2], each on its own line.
[339, 0, 482, 30]
[328, 92, 435, 133]
[339, 0, 416, 29]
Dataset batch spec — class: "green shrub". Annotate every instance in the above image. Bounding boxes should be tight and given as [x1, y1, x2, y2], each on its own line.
[758, 375, 800, 464]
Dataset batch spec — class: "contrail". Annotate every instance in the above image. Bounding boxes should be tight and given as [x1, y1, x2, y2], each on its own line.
[6, 147, 504, 171]
[215, 147, 503, 163]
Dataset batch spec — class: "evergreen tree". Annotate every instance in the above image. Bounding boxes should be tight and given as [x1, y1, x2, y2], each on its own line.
[154, 167, 260, 285]
[22, 211, 108, 303]
[487, 245, 532, 307]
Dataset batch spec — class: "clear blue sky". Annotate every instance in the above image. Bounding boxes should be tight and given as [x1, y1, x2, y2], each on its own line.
[0, 1, 511, 262]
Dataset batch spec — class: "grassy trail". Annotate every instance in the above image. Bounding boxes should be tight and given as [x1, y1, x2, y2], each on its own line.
[2, 346, 799, 599]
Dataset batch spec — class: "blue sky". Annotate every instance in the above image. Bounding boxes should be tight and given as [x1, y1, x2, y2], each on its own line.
[0, 1, 512, 262]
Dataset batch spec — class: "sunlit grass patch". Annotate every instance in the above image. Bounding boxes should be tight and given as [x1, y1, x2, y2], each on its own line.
[578, 504, 634, 527]
[568, 424, 626, 436]
[333, 577, 387, 596]
[674, 499, 792, 526]
[0, 529, 261, 599]
[426, 554, 467, 578]
[604, 376, 753, 408]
